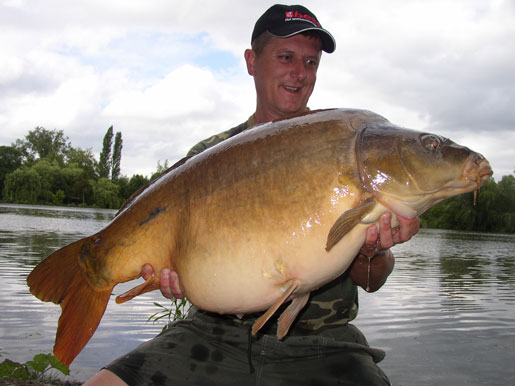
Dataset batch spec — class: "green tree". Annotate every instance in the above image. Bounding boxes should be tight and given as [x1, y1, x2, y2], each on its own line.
[65, 147, 97, 204]
[61, 163, 91, 205]
[3, 167, 42, 204]
[32, 159, 64, 204]
[128, 174, 149, 196]
[91, 177, 123, 209]
[13, 127, 71, 165]
[421, 175, 515, 233]
[97, 126, 113, 178]
[66, 147, 97, 180]
[496, 175, 515, 232]
[0, 145, 23, 199]
[116, 174, 149, 201]
[111, 131, 123, 180]
[150, 160, 170, 180]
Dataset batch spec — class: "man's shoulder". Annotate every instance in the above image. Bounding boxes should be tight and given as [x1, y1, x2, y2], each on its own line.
[186, 119, 252, 157]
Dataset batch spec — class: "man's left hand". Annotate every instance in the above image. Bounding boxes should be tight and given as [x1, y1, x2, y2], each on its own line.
[350, 212, 419, 292]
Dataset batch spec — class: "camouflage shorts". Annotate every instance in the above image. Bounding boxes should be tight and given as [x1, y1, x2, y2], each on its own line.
[105, 308, 390, 386]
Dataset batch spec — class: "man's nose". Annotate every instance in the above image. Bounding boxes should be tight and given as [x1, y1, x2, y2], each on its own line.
[290, 59, 307, 81]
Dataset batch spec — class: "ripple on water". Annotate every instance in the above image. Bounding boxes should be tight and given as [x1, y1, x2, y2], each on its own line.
[1, 206, 514, 384]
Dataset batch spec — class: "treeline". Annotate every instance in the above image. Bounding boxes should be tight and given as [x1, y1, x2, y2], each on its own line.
[420, 175, 515, 233]
[1, 127, 514, 233]
[0, 127, 167, 209]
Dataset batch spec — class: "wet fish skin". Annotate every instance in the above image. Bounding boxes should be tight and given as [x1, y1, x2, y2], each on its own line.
[26, 108, 492, 366]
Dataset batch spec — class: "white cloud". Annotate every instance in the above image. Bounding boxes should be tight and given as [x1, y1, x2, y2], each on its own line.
[0, 0, 513, 179]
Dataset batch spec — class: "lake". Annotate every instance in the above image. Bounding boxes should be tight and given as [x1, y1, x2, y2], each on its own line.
[0, 203, 514, 385]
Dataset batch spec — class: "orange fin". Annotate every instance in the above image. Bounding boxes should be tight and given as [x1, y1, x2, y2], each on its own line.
[277, 293, 310, 339]
[27, 238, 113, 366]
[252, 279, 299, 335]
[115, 274, 160, 304]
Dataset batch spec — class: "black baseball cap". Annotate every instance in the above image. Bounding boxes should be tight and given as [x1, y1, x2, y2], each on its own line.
[251, 4, 336, 53]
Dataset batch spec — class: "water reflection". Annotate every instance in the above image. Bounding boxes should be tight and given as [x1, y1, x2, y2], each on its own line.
[0, 204, 165, 382]
[1, 204, 514, 385]
[357, 228, 515, 386]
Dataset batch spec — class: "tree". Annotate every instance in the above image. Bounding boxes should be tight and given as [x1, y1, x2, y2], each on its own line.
[91, 177, 123, 209]
[420, 175, 515, 233]
[116, 174, 149, 201]
[3, 167, 42, 204]
[111, 131, 123, 180]
[66, 147, 97, 180]
[150, 160, 170, 180]
[0, 145, 23, 199]
[496, 175, 515, 232]
[13, 127, 71, 165]
[62, 163, 92, 205]
[127, 174, 149, 197]
[32, 159, 64, 203]
[97, 126, 113, 178]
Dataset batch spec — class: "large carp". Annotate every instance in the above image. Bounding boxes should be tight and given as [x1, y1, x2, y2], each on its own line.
[27, 108, 492, 366]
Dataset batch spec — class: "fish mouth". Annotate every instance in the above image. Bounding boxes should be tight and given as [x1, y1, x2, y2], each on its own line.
[464, 153, 492, 184]
[463, 153, 493, 205]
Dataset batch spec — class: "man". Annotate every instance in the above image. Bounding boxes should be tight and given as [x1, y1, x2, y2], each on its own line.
[85, 5, 418, 385]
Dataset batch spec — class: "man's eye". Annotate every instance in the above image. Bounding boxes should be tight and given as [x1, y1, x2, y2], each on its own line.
[306, 59, 318, 67]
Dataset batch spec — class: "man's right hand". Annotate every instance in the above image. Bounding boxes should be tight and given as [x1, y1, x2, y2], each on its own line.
[141, 264, 184, 299]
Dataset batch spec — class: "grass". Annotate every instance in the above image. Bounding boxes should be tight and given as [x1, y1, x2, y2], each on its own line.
[0, 354, 81, 386]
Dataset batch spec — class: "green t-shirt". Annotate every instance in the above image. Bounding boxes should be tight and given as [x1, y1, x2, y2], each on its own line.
[186, 116, 359, 335]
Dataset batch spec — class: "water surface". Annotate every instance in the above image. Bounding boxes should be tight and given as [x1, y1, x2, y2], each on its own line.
[356, 229, 515, 385]
[1, 204, 514, 385]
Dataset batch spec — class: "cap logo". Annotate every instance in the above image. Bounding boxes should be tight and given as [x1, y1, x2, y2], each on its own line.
[284, 10, 321, 28]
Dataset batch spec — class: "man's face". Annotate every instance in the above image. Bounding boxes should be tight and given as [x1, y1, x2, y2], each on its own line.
[246, 34, 322, 123]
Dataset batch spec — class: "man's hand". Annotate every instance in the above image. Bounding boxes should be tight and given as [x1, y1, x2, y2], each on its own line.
[141, 264, 184, 299]
[350, 212, 419, 292]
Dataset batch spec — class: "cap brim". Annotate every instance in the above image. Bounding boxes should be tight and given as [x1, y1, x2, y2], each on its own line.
[271, 26, 336, 53]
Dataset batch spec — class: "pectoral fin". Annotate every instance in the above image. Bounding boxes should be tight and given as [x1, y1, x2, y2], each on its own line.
[252, 279, 299, 335]
[277, 293, 310, 339]
[115, 274, 160, 304]
[326, 198, 376, 251]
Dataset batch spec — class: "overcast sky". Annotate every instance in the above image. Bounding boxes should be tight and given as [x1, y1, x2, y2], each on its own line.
[1, 0, 513, 180]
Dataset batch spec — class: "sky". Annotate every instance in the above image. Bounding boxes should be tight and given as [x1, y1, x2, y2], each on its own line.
[1, 0, 514, 180]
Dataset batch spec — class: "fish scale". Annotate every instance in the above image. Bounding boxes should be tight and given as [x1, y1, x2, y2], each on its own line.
[27, 108, 492, 366]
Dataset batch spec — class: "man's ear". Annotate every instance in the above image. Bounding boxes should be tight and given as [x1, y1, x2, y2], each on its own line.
[244, 49, 256, 76]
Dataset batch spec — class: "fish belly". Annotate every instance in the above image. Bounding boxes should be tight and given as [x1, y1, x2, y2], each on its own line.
[178, 217, 369, 315]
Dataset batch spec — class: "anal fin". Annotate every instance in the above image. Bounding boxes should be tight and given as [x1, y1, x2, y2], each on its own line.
[115, 274, 160, 304]
[277, 293, 310, 339]
[252, 279, 299, 335]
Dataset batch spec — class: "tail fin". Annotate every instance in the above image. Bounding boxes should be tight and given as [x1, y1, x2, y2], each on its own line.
[27, 238, 113, 366]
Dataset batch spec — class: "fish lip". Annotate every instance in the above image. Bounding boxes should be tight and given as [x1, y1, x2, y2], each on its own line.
[478, 165, 493, 181]
[463, 154, 492, 187]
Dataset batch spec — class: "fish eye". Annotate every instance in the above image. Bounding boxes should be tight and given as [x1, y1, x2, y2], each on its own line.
[420, 134, 442, 151]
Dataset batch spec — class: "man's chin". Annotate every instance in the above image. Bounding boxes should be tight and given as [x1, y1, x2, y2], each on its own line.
[277, 104, 308, 117]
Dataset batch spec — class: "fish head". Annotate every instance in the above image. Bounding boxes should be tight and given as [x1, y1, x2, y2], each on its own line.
[356, 122, 493, 217]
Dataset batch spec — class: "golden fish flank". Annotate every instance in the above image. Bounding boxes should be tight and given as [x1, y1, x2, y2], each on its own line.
[26, 108, 492, 366]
